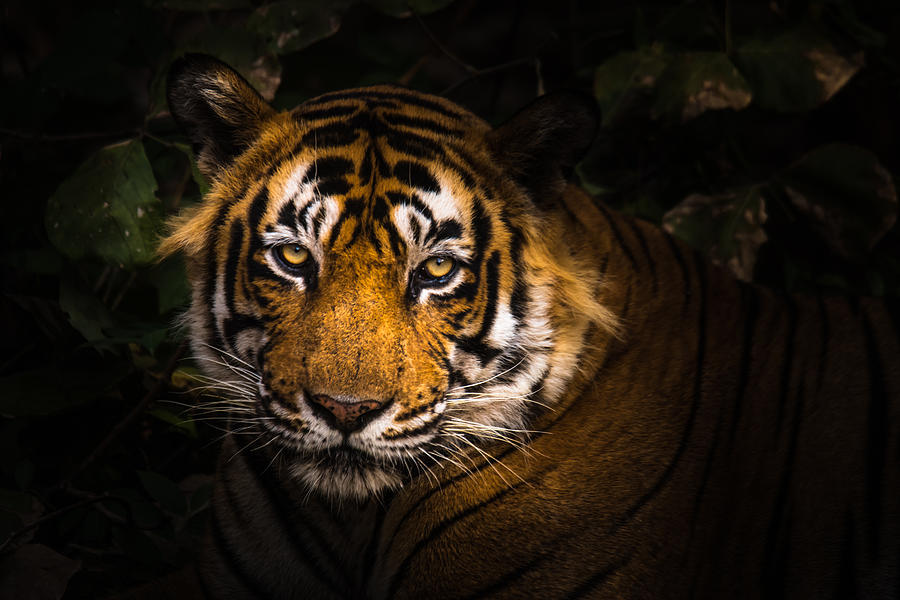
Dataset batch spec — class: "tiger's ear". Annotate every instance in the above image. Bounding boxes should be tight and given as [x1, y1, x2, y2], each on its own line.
[167, 53, 275, 178]
[487, 91, 599, 206]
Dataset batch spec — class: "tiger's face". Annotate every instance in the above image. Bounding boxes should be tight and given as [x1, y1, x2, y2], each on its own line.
[163, 55, 612, 500]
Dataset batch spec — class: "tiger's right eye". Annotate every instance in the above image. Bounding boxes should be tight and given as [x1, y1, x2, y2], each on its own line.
[276, 244, 309, 268]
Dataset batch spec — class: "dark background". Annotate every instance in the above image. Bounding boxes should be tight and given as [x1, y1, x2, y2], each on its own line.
[1, 0, 899, 597]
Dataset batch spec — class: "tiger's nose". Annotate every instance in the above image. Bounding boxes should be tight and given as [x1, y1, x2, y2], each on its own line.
[307, 394, 387, 432]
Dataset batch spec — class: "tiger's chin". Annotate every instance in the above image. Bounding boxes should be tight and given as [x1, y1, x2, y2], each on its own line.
[287, 453, 404, 502]
[258, 427, 409, 501]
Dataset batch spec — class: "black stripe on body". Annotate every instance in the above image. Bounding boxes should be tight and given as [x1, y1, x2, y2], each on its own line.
[815, 295, 830, 394]
[836, 511, 859, 599]
[761, 377, 805, 599]
[594, 202, 637, 270]
[462, 551, 550, 599]
[383, 336, 609, 596]
[563, 553, 634, 599]
[729, 283, 759, 440]
[209, 502, 267, 599]
[235, 446, 348, 595]
[861, 308, 888, 556]
[383, 444, 523, 560]
[615, 251, 706, 531]
[662, 231, 691, 314]
[773, 297, 798, 437]
[386, 475, 540, 597]
[361, 507, 388, 595]
[625, 218, 658, 293]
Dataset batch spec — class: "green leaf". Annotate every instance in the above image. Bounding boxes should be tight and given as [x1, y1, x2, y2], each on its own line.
[593, 45, 670, 126]
[138, 471, 187, 516]
[45, 139, 162, 269]
[663, 187, 768, 281]
[248, 1, 352, 55]
[777, 144, 897, 259]
[58, 282, 114, 345]
[652, 52, 752, 122]
[734, 28, 863, 113]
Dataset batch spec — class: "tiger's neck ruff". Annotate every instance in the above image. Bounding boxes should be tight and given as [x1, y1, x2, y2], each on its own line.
[162, 55, 900, 599]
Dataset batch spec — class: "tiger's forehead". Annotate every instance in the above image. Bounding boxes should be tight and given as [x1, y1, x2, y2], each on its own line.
[265, 155, 472, 225]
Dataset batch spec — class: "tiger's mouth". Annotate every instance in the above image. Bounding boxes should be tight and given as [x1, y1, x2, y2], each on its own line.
[249, 390, 437, 498]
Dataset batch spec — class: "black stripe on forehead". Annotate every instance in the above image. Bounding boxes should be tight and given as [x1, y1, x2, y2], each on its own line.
[425, 220, 463, 244]
[393, 160, 440, 194]
[274, 157, 354, 229]
[385, 191, 433, 222]
[380, 112, 463, 137]
[293, 103, 358, 122]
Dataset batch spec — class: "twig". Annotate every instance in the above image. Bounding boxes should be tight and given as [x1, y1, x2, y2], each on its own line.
[397, 55, 431, 86]
[61, 341, 188, 488]
[441, 57, 534, 96]
[413, 12, 477, 74]
[0, 495, 108, 554]
[142, 130, 178, 149]
[109, 271, 138, 312]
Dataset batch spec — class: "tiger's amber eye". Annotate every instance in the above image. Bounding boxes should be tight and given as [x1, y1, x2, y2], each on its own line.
[279, 244, 309, 266]
[423, 256, 455, 279]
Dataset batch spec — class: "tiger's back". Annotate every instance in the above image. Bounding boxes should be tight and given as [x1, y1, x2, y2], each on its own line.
[162, 54, 900, 599]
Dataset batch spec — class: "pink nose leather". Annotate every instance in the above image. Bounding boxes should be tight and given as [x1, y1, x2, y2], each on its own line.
[308, 394, 384, 431]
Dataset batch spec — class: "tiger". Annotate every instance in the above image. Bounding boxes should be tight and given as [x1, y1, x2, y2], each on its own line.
[159, 53, 900, 599]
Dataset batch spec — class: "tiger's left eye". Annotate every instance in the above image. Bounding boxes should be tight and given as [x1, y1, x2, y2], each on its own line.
[277, 244, 309, 267]
[421, 256, 456, 280]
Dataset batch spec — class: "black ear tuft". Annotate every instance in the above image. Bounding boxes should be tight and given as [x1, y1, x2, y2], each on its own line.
[167, 53, 275, 178]
[487, 91, 599, 206]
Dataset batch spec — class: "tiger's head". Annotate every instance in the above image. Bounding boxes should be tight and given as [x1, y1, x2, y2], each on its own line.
[161, 54, 618, 501]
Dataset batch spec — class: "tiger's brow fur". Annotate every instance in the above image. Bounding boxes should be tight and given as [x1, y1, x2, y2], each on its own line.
[162, 55, 900, 599]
